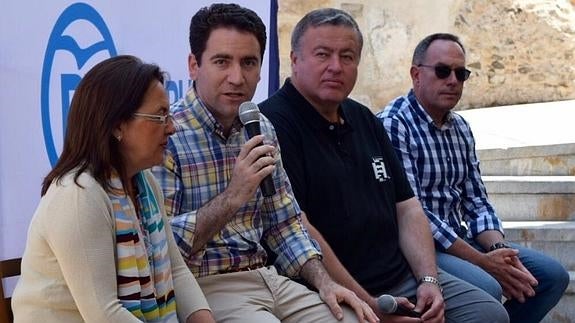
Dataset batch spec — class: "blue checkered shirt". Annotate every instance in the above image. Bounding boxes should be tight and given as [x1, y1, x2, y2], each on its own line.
[377, 89, 503, 250]
[152, 86, 320, 277]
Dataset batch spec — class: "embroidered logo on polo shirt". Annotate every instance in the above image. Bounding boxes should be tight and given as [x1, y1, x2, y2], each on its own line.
[371, 157, 390, 182]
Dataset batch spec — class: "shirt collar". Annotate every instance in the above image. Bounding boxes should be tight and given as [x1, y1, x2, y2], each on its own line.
[182, 83, 243, 139]
[281, 78, 353, 133]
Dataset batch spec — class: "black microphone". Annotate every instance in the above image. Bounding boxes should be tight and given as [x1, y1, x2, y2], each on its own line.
[238, 101, 276, 197]
[377, 294, 421, 318]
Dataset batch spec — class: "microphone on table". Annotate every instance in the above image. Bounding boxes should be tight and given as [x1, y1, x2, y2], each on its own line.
[377, 294, 421, 318]
[238, 101, 276, 197]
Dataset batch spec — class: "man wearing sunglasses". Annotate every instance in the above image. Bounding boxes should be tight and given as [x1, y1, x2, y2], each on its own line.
[378, 33, 568, 323]
[261, 11, 510, 322]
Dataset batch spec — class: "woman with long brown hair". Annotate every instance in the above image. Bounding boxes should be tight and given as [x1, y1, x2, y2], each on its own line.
[12, 55, 214, 322]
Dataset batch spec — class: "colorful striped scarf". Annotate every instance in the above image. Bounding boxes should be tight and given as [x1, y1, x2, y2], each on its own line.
[109, 172, 177, 322]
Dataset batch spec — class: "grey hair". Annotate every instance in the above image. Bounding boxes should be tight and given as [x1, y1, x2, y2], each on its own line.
[291, 8, 363, 54]
[412, 33, 466, 65]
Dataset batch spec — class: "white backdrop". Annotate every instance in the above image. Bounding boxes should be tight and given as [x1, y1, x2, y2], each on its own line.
[0, 0, 275, 261]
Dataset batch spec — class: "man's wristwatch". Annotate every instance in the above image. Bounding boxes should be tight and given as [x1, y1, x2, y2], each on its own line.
[489, 241, 511, 251]
[419, 275, 443, 293]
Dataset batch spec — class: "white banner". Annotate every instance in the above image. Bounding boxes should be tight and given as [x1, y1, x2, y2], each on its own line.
[0, 0, 274, 260]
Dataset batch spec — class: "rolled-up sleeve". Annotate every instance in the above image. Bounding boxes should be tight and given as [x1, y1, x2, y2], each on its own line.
[260, 119, 321, 277]
[459, 126, 504, 239]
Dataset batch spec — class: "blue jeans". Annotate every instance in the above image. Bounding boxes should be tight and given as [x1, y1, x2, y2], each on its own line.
[437, 242, 569, 323]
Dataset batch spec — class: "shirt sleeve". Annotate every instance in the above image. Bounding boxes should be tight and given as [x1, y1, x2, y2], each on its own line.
[43, 177, 143, 322]
[151, 141, 204, 267]
[457, 121, 504, 238]
[381, 113, 460, 250]
[259, 117, 322, 277]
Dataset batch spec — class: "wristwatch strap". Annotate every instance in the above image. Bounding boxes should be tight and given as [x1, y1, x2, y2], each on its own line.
[419, 275, 443, 293]
[489, 241, 511, 251]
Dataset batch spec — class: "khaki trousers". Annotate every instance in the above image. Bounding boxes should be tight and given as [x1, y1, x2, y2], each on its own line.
[197, 266, 359, 323]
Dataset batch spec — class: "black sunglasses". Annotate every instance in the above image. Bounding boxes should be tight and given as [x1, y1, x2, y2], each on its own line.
[418, 64, 471, 82]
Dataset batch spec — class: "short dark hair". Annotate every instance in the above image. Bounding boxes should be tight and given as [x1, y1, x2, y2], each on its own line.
[189, 3, 267, 65]
[291, 8, 363, 55]
[42, 55, 165, 196]
[412, 33, 466, 65]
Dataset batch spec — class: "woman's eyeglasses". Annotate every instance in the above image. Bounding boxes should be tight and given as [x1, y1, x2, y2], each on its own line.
[418, 64, 471, 82]
[133, 112, 172, 125]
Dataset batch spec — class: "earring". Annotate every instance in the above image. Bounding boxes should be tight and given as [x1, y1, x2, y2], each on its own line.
[115, 134, 122, 142]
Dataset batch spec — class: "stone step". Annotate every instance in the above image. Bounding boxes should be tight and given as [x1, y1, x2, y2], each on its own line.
[503, 221, 575, 271]
[458, 100, 575, 153]
[477, 143, 575, 176]
[541, 271, 575, 323]
[503, 221, 575, 322]
[484, 176, 575, 221]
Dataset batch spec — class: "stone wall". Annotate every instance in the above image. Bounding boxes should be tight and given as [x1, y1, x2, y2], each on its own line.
[277, 0, 575, 111]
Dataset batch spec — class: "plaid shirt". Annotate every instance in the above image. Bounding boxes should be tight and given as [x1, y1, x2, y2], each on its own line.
[152, 86, 320, 278]
[377, 89, 503, 251]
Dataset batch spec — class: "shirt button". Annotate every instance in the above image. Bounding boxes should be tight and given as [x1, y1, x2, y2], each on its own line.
[329, 125, 335, 130]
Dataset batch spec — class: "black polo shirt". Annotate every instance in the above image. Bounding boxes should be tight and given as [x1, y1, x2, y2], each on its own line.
[260, 79, 415, 295]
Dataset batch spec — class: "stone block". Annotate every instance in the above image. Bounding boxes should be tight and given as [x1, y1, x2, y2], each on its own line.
[504, 221, 575, 271]
[478, 144, 575, 176]
[484, 176, 575, 221]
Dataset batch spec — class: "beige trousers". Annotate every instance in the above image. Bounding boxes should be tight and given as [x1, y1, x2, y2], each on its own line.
[197, 266, 359, 323]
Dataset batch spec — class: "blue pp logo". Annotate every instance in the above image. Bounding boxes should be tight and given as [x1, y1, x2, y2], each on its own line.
[41, 2, 117, 166]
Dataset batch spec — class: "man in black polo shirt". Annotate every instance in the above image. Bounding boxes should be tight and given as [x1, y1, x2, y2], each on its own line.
[260, 8, 509, 323]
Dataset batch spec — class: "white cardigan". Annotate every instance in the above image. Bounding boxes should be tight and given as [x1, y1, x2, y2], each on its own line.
[11, 170, 209, 322]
